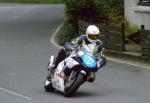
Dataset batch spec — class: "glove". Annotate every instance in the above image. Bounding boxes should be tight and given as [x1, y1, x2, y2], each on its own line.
[97, 57, 107, 69]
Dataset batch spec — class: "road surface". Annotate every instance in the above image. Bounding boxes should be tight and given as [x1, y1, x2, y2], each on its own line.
[0, 3, 150, 103]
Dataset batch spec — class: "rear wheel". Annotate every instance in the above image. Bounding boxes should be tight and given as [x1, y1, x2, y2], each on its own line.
[64, 73, 86, 97]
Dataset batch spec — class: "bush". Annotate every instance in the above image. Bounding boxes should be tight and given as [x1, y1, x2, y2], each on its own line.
[63, 0, 124, 31]
[125, 19, 139, 37]
[63, 0, 100, 42]
[95, 0, 124, 24]
[58, 21, 71, 45]
[60, 0, 124, 45]
[125, 25, 139, 37]
[0, 0, 63, 4]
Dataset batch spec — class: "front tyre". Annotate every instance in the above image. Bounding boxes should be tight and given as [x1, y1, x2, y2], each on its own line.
[64, 73, 86, 97]
[44, 77, 55, 92]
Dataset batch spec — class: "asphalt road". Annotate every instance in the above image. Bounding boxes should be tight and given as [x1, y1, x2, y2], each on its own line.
[0, 4, 150, 103]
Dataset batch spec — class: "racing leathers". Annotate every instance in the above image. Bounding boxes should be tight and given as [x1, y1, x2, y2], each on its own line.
[65, 35, 106, 69]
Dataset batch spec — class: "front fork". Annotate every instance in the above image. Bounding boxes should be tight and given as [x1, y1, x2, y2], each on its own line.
[68, 70, 86, 81]
[65, 70, 86, 90]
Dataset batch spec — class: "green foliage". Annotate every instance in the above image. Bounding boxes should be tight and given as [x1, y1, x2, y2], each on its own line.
[64, 0, 99, 21]
[58, 22, 71, 45]
[95, 0, 124, 24]
[0, 0, 63, 4]
[63, 0, 124, 20]
[63, 0, 99, 41]
[125, 19, 139, 37]
[62, 0, 124, 42]
[125, 26, 139, 37]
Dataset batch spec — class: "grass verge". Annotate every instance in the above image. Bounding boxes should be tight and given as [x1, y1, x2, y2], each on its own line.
[0, 0, 63, 4]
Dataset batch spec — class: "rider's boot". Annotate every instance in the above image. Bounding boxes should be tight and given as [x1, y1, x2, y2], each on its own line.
[87, 72, 96, 82]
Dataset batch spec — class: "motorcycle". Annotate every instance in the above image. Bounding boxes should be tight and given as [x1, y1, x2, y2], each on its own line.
[44, 42, 105, 97]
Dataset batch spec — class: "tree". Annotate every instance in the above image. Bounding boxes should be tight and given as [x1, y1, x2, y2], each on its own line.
[62, 0, 124, 41]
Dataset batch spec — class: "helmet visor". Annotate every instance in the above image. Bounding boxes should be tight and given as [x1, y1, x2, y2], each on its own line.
[88, 34, 98, 40]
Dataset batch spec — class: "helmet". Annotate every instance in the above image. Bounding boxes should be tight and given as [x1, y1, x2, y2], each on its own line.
[86, 25, 100, 42]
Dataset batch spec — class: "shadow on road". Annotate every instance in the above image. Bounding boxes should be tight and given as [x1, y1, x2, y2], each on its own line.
[71, 90, 102, 98]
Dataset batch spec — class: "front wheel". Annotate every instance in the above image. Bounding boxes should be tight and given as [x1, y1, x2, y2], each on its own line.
[44, 77, 55, 92]
[64, 73, 86, 97]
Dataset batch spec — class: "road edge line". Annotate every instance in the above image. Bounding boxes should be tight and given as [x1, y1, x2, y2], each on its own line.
[107, 57, 150, 70]
[50, 23, 64, 49]
[0, 86, 32, 100]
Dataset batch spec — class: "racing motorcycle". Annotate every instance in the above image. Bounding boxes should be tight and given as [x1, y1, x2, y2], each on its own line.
[44, 42, 105, 97]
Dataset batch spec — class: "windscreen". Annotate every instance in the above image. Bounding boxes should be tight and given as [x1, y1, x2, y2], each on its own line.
[80, 43, 99, 57]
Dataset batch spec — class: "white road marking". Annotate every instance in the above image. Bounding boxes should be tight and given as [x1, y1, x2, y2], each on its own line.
[51, 24, 150, 70]
[107, 57, 150, 70]
[50, 22, 64, 49]
[0, 87, 32, 100]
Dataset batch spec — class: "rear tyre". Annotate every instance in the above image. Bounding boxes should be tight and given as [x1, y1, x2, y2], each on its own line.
[64, 73, 86, 97]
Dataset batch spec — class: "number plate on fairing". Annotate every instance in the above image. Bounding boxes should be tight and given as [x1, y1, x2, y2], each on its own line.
[83, 55, 97, 69]
[65, 57, 79, 68]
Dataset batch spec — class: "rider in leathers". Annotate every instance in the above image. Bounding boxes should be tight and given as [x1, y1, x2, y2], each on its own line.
[48, 25, 107, 82]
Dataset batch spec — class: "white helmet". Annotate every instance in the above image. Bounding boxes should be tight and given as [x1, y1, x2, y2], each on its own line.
[86, 25, 100, 42]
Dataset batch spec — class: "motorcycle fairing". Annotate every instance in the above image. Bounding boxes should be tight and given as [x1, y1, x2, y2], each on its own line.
[65, 57, 79, 69]
[52, 61, 65, 92]
[82, 54, 97, 69]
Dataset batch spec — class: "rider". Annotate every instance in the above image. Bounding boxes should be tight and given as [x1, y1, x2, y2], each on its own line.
[48, 25, 107, 82]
